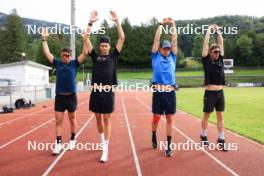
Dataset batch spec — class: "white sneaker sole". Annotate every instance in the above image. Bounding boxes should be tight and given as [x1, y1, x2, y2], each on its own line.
[100, 152, 108, 163]
[52, 148, 63, 155]
[100, 159, 107, 163]
[68, 146, 76, 151]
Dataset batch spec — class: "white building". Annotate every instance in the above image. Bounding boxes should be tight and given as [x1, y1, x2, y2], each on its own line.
[0, 61, 53, 107]
[0, 60, 51, 86]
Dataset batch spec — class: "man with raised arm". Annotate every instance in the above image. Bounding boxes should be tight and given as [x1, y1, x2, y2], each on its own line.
[42, 28, 88, 155]
[200, 24, 227, 151]
[86, 10, 125, 162]
[151, 17, 177, 157]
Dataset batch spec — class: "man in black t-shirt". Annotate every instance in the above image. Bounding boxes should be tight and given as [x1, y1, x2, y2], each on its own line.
[86, 10, 125, 162]
[200, 24, 228, 151]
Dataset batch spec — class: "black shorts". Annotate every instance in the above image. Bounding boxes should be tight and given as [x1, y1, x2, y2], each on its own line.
[152, 90, 176, 115]
[89, 90, 115, 114]
[203, 90, 225, 112]
[55, 94, 77, 112]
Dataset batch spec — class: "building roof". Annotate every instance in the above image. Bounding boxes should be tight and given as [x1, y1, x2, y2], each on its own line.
[0, 60, 51, 70]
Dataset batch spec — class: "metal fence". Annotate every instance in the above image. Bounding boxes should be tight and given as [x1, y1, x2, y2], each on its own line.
[0, 85, 55, 108]
[0, 82, 91, 108]
[1, 76, 263, 108]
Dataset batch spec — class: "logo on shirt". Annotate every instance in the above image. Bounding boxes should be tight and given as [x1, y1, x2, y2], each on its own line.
[96, 56, 110, 62]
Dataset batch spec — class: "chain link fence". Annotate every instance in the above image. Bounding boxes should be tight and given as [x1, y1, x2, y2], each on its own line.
[0, 85, 55, 108]
[0, 82, 90, 109]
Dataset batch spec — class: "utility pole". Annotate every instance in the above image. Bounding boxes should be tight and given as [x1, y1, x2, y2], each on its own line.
[70, 0, 76, 60]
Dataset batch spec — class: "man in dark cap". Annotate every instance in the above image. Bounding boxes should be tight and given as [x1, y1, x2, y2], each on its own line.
[86, 10, 125, 162]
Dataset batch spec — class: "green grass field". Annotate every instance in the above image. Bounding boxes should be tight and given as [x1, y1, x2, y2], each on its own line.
[176, 87, 264, 144]
[114, 69, 264, 87]
[49, 69, 264, 82]
[116, 69, 264, 80]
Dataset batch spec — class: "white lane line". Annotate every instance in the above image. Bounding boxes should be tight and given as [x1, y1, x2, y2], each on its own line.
[188, 113, 264, 148]
[135, 93, 262, 148]
[0, 100, 87, 150]
[122, 96, 142, 176]
[0, 113, 92, 116]
[0, 118, 54, 150]
[136, 96, 239, 176]
[0, 106, 53, 126]
[42, 114, 94, 176]
[0, 97, 88, 126]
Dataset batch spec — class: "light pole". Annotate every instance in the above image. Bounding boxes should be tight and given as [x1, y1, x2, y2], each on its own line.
[70, 0, 76, 60]
[71, 0, 85, 88]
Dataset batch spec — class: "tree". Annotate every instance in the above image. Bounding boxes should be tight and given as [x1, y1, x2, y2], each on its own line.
[36, 34, 67, 66]
[0, 10, 27, 63]
[252, 33, 264, 66]
[176, 48, 186, 68]
[234, 34, 253, 66]
[191, 34, 203, 59]
[223, 39, 234, 59]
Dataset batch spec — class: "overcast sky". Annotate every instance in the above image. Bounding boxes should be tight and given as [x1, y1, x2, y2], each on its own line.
[0, 0, 264, 29]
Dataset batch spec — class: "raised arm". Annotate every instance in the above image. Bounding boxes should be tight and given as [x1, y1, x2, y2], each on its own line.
[167, 17, 177, 55]
[86, 10, 98, 54]
[77, 31, 88, 64]
[41, 28, 54, 64]
[216, 25, 224, 56]
[152, 19, 166, 53]
[202, 25, 214, 57]
[110, 10, 125, 53]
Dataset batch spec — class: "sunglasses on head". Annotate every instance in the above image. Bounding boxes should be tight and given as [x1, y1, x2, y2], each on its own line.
[213, 50, 220, 54]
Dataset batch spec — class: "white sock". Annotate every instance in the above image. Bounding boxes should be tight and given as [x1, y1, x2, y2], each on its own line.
[99, 133, 105, 143]
[201, 129, 207, 137]
[105, 140, 109, 151]
[219, 132, 225, 140]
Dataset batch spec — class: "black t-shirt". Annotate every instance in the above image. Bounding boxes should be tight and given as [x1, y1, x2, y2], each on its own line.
[202, 54, 226, 86]
[89, 48, 120, 85]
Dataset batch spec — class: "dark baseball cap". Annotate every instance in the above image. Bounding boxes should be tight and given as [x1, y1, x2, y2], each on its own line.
[100, 35, 111, 44]
[160, 40, 172, 49]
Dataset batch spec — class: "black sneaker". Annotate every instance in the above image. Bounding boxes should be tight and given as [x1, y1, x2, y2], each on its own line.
[200, 135, 209, 146]
[165, 149, 173, 157]
[152, 134, 157, 149]
[217, 139, 228, 152]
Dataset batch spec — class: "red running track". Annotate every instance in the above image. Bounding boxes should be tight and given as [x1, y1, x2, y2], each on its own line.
[0, 91, 263, 176]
